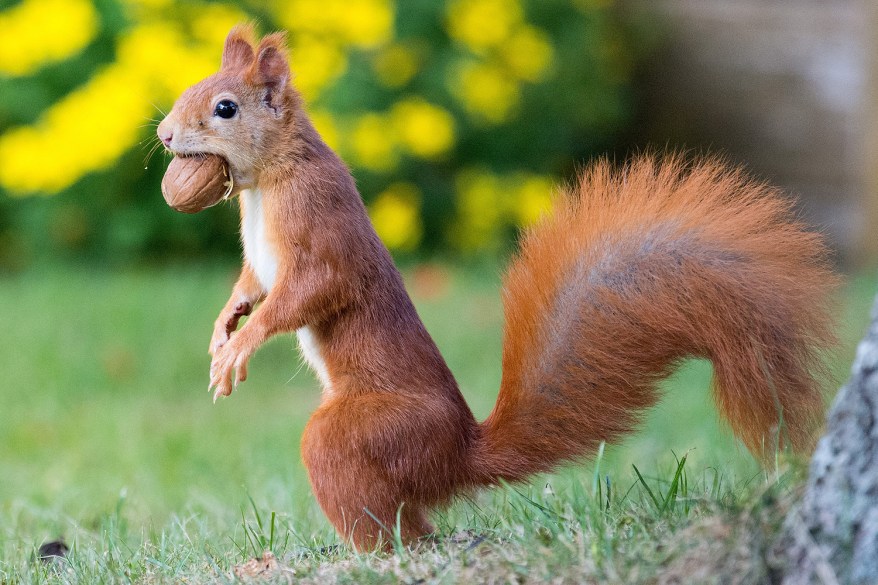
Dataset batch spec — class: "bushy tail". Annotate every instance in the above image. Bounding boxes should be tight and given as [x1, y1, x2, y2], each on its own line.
[475, 155, 838, 483]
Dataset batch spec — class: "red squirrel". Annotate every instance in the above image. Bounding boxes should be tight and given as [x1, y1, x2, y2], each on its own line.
[157, 25, 838, 550]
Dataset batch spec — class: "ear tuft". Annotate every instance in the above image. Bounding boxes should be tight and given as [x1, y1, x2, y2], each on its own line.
[249, 32, 290, 112]
[222, 23, 256, 72]
[254, 32, 289, 83]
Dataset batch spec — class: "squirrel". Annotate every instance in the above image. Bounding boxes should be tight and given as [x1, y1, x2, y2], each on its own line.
[157, 25, 838, 550]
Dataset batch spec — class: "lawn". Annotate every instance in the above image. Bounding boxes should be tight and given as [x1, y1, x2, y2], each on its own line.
[0, 263, 874, 583]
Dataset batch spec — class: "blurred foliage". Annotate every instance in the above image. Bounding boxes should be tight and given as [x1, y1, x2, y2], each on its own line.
[0, 0, 644, 268]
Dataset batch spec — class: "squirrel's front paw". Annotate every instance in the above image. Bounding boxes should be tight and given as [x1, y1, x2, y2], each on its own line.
[209, 302, 253, 356]
[209, 325, 230, 357]
[209, 337, 252, 402]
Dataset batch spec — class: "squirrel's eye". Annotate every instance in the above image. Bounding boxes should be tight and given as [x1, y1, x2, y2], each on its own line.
[214, 100, 238, 119]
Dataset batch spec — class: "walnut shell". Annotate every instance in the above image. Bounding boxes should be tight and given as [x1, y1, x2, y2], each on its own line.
[161, 154, 231, 213]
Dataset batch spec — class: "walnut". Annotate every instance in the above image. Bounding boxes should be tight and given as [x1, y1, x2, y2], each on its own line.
[161, 154, 231, 213]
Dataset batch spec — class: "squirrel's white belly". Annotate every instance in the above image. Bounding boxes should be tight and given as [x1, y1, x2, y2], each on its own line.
[240, 188, 332, 393]
[296, 326, 332, 392]
[241, 188, 278, 290]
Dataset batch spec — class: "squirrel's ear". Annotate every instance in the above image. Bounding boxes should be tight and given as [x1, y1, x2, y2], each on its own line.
[222, 24, 256, 71]
[251, 33, 290, 114]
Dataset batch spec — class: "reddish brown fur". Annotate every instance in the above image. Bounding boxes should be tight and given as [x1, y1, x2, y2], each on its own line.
[159, 28, 838, 550]
[478, 156, 838, 482]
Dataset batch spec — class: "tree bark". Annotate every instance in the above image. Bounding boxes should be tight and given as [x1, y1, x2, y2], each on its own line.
[778, 292, 878, 584]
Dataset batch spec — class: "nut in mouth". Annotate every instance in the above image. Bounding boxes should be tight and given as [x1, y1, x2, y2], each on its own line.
[173, 151, 209, 159]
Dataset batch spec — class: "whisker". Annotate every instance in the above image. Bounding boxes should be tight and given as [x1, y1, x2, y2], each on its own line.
[140, 141, 164, 159]
[143, 146, 160, 168]
[286, 356, 308, 385]
[150, 102, 168, 117]
[143, 140, 165, 167]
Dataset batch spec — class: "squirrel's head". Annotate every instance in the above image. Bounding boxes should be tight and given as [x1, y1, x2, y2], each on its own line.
[157, 25, 296, 191]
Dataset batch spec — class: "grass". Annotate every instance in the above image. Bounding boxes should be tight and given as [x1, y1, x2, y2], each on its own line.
[0, 262, 874, 583]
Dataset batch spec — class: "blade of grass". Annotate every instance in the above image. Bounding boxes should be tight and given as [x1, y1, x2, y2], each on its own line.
[247, 494, 264, 535]
[632, 464, 661, 511]
[660, 452, 688, 513]
[592, 441, 606, 504]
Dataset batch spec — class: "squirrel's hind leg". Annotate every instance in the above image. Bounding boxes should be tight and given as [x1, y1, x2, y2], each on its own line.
[301, 394, 449, 550]
[311, 477, 432, 551]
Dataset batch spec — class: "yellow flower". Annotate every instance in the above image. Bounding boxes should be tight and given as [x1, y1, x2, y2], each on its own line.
[120, 0, 172, 9]
[308, 109, 341, 151]
[372, 44, 420, 88]
[451, 61, 520, 124]
[289, 36, 348, 101]
[0, 18, 225, 194]
[0, 65, 149, 193]
[511, 174, 554, 225]
[190, 4, 249, 48]
[501, 25, 554, 82]
[336, 0, 394, 47]
[369, 182, 423, 251]
[450, 168, 557, 251]
[446, 0, 522, 53]
[117, 22, 217, 101]
[0, 0, 98, 76]
[351, 113, 398, 172]
[278, 0, 393, 48]
[452, 168, 505, 251]
[391, 98, 456, 159]
[275, 0, 327, 36]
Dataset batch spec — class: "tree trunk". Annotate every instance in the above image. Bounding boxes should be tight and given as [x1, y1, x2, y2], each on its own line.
[778, 292, 878, 584]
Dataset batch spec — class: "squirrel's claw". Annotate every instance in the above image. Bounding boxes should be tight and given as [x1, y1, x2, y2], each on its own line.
[209, 337, 252, 402]
[235, 360, 248, 386]
[212, 385, 228, 403]
[209, 367, 233, 401]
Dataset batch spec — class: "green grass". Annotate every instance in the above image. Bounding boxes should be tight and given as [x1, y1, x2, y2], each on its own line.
[0, 263, 874, 583]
